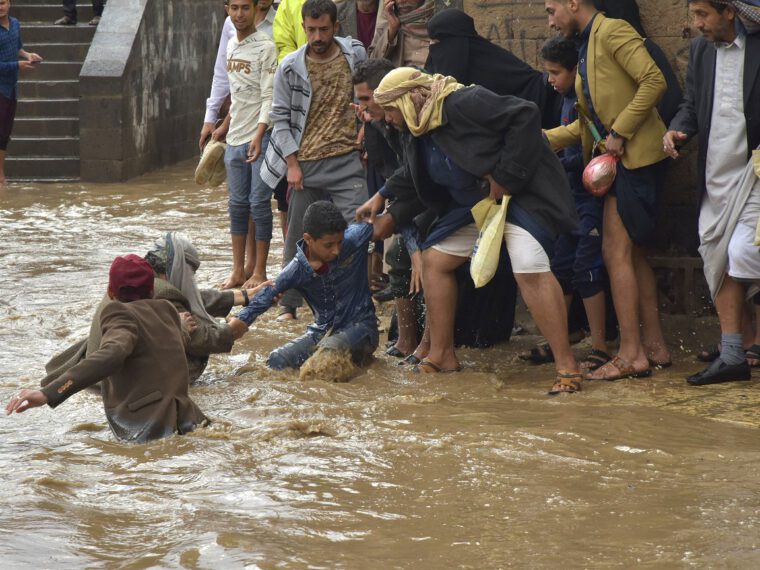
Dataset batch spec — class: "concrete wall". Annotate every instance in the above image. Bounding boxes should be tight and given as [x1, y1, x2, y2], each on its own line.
[79, 0, 224, 182]
[463, 0, 701, 254]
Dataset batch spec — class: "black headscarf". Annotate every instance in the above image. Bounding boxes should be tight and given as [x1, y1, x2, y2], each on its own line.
[594, 0, 646, 36]
[424, 9, 562, 128]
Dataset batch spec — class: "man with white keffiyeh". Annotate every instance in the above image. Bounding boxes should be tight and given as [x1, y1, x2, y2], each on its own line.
[664, 0, 760, 386]
[41, 233, 272, 387]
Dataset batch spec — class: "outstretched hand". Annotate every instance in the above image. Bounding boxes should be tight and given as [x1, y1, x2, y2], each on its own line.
[356, 192, 385, 223]
[663, 130, 687, 159]
[6, 389, 48, 415]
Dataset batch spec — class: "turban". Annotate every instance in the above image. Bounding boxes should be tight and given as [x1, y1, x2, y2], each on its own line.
[373, 67, 463, 136]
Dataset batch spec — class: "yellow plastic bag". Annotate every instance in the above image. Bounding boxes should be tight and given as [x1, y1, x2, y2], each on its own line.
[470, 196, 510, 288]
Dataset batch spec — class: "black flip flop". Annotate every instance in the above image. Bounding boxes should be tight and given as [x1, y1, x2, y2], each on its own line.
[518, 343, 554, 365]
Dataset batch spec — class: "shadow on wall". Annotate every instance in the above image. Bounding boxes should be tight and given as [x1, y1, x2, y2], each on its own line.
[79, 0, 224, 182]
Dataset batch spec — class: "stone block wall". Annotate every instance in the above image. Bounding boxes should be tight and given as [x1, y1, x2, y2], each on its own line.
[79, 0, 224, 182]
[463, 0, 701, 254]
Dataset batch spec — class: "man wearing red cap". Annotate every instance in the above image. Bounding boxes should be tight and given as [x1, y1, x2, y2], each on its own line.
[5, 255, 208, 443]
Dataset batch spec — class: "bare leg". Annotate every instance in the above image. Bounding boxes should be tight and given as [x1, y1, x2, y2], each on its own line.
[221, 233, 248, 289]
[419, 249, 468, 370]
[392, 297, 417, 356]
[515, 272, 578, 373]
[582, 291, 607, 352]
[634, 248, 670, 364]
[413, 318, 430, 360]
[715, 276, 744, 336]
[279, 211, 288, 241]
[747, 300, 760, 366]
[590, 196, 649, 378]
[243, 239, 271, 289]
[244, 217, 256, 280]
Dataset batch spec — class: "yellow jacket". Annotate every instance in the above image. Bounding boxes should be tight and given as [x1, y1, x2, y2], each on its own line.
[545, 14, 668, 170]
[273, 0, 307, 62]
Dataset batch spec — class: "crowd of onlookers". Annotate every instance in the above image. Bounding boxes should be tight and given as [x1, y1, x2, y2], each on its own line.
[4, 0, 760, 442]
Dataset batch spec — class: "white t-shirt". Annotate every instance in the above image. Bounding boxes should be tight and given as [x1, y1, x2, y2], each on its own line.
[204, 9, 277, 123]
[225, 31, 278, 146]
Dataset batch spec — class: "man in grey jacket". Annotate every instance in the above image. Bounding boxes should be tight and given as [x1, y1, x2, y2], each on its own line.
[261, 0, 368, 319]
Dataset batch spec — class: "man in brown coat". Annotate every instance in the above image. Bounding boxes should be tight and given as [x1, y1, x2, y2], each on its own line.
[5, 254, 208, 443]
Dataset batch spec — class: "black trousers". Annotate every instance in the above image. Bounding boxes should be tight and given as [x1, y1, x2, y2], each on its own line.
[63, 0, 105, 21]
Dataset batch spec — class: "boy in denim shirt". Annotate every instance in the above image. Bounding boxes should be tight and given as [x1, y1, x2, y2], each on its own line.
[230, 201, 379, 369]
[541, 37, 609, 371]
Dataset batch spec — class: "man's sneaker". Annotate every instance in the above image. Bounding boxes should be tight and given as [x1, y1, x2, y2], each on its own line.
[89, 16, 101, 26]
[54, 16, 76, 25]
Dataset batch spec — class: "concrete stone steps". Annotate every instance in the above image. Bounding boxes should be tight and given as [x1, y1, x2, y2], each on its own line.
[12, 3, 95, 23]
[17, 98, 78, 116]
[22, 24, 96, 44]
[28, 61, 83, 80]
[18, 79, 79, 99]
[8, 136, 79, 156]
[25, 42, 91, 61]
[6, 8, 99, 181]
[6, 156, 80, 179]
[13, 117, 79, 137]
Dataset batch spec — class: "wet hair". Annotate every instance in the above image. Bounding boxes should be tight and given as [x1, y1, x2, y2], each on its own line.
[540, 36, 579, 71]
[302, 0, 338, 23]
[303, 201, 347, 239]
[352, 59, 395, 88]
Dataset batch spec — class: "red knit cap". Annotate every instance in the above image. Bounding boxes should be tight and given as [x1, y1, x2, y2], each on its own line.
[108, 254, 155, 302]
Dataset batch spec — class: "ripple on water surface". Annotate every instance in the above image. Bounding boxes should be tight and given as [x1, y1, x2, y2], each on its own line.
[1, 166, 760, 568]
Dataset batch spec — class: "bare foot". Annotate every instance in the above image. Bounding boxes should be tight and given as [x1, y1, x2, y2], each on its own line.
[393, 341, 417, 356]
[220, 270, 246, 290]
[242, 274, 267, 289]
[644, 343, 672, 367]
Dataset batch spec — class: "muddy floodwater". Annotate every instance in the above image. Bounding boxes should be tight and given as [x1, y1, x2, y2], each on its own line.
[2, 164, 760, 569]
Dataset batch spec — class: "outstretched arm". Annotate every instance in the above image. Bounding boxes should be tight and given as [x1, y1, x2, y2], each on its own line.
[230, 267, 301, 338]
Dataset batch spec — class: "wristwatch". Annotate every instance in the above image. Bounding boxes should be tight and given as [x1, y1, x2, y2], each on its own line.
[609, 129, 624, 140]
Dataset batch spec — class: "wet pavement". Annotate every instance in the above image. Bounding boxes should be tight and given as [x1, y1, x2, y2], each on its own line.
[1, 163, 759, 568]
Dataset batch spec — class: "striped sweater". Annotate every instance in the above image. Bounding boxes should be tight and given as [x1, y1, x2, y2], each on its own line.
[260, 36, 367, 189]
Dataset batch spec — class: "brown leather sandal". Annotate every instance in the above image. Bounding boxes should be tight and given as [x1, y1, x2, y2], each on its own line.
[589, 356, 652, 382]
[548, 371, 583, 395]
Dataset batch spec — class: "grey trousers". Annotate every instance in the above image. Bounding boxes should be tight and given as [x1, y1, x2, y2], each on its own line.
[279, 151, 368, 309]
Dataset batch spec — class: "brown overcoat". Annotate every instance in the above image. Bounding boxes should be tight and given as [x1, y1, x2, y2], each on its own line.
[41, 299, 208, 442]
[42, 278, 235, 386]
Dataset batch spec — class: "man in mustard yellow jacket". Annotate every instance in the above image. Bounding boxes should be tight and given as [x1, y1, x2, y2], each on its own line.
[544, 0, 670, 381]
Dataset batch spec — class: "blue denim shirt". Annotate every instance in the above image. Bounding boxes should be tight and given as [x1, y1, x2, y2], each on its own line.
[237, 223, 378, 341]
[559, 87, 585, 195]
[0, 17, 22, 99]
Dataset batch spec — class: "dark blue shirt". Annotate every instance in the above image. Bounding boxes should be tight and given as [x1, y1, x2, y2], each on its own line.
[576, 14, 608, 139]
[0, 17, 23, 99]
[418, 134, 484, 249]
[237, 223, 378, 341]
[559, 86, 584, 194]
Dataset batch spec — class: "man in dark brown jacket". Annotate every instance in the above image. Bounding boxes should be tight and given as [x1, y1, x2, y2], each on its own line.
[6, 255, 208, 443]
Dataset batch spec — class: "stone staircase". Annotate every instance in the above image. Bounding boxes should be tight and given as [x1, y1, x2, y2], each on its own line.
[7, 1, 97, 181]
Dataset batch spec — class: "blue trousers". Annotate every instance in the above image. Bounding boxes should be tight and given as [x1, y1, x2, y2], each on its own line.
[224, 131, 272, 240]
[267, 321, 378, 370]
[551, 191, 605, 299]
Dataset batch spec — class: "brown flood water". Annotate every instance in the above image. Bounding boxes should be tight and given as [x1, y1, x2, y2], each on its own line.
[1, 163, 760, 568]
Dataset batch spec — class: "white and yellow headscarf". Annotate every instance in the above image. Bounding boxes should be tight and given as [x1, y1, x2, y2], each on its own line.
[373, 67, 463, 137]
